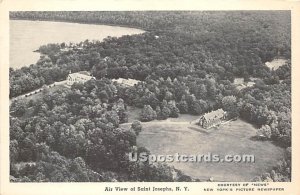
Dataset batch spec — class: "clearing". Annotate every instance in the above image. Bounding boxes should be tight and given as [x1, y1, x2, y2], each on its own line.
[265, 58, 287, 70]
[121, 114, 284, 181]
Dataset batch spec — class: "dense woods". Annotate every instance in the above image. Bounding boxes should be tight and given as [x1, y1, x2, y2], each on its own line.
[10, 11, 291, 182]
[10, 80, 191, 182]
[10, 11, 290, 97]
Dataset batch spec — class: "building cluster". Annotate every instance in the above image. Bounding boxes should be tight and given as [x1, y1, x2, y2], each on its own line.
[60, 42, 85, 52]
[66, 71, 140, 88]
[66, 71, 95, 86]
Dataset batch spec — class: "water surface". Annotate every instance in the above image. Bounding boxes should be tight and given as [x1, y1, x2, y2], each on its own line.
[10, 20, 145, 69]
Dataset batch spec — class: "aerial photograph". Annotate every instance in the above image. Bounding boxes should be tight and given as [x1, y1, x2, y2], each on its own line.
[9, 11, 291, 182]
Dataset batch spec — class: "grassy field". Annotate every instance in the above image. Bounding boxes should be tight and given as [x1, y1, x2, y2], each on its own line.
[123, 115, 285, 181]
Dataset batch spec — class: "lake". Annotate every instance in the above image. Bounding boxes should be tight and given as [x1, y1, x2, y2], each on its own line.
[10, 20, 145, 69]
[130, 117, 285, 182]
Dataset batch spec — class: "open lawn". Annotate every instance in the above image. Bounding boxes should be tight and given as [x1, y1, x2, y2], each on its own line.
[122, 115, 285, 181]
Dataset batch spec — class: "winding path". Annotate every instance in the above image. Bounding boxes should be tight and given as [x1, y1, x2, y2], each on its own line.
[9, 80, 68, 105]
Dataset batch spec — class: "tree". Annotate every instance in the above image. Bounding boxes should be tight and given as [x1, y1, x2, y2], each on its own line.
[206, 78, 217, 99]
[19, 134, 36, 161]
[197, 84, 207, 99]
[164, 91, 173, 101]
[222, 95, 238, 118]
[141, 91, 159, 108]
[70, 157, 89, 182]
[155, 106, 162, 120]
[118, 107, 128, 124]
[140, 105, 157, 122]
[198, 99, 208, 113]
[257, 125, 272, 139]
[98, 90, 109, 102]
[131, 120, 142, 135]
[168, 102, 180, 118]
[10, 140, 19, 163]
[177, 98, 188, 114]
[112, 99, 128, 123]
[106, 111, 120, 127]
[10, 117, 24, 141]
[91, 61, 108, 79]
[160, 100, 171, 119]
[12, 100, 26, 117]
[190, 101, 202, 115]
[184, 94, 204, 115]
[35, 142, 50, 161]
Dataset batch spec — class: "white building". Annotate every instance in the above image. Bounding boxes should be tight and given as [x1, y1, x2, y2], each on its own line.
[112, 78, 140, 87]
[66, 71, 95, 86]
[234, 77, 257, 91]
[233, 78, 244, 85]
[246, 81, 255, 87]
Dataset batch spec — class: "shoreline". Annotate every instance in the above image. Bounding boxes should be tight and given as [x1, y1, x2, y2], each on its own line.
[10, 18, 149, 33]
[9, 19, 146, 70]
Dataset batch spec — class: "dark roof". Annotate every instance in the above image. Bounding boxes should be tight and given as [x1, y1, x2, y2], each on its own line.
[201, 109, 225, 121]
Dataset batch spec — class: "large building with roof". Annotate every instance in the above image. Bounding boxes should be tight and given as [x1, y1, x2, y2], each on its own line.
[198, 109, 227, 129]
[112, 78, 140, 87]
[66, 71, 95, 86]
